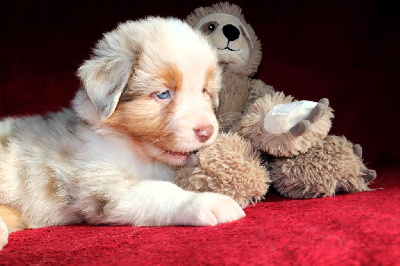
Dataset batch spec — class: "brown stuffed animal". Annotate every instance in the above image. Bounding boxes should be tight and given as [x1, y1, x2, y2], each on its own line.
[175, 2, 376, 205]
[175, 132, 269, 208]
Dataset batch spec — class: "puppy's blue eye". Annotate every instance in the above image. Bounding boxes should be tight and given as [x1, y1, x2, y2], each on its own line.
[156, 90, 170, 100]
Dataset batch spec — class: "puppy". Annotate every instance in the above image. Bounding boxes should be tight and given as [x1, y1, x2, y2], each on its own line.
[0, 17, 245, 250]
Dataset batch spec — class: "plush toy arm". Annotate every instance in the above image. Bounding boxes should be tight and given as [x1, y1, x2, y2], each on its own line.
[174, 132, 270, 208]
[237, 91, 334, 157]
[245, 79, 275, 110]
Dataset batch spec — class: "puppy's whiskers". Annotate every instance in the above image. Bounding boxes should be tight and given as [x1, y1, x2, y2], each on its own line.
[154, 142, 174, 166]
[142, 132, 171, 151]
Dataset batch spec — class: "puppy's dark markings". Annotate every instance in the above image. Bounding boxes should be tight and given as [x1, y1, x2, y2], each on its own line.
[78, 117, 92, 128]
[0, 136, 10, 150]
[93, 194, 111, 216]
[119, 86, 143, 102]
[44, 165, 59, 199]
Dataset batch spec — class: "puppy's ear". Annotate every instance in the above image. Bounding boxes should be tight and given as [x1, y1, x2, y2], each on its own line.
[77, 22, 139, 120]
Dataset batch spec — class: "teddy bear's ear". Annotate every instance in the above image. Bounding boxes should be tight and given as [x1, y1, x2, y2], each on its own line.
[77, 21, 140, 121]
[186, 2, 244, 27]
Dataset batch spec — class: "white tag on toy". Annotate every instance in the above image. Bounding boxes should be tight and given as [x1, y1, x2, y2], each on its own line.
[264, 100, 318, 134]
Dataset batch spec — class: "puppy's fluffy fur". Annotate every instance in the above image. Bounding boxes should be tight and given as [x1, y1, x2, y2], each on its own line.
[0, 17, 245, 250]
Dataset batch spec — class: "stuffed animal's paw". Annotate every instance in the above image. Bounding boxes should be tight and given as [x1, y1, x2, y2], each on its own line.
[175, 132, 270, 208]
[290, 98, 330, 136]
[361, 168, 377, 183]
[352, 144, 377, 183]
[186, 153, 201, 167]
[238, 92, 334, 157]
[270, 135, 377, 198]
[263, 100, 319, 135]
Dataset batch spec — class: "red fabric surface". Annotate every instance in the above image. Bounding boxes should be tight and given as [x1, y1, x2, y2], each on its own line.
[1, 0, 399, 264]
[0, 168, 399, 265]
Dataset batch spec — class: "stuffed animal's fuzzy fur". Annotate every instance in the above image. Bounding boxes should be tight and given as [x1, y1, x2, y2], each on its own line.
[187, 2, 264, 132]
[270, 136, 376, 198]
[0, 17, 246, 250]
[238, 92, 334, 157]
[175, 132, 268, 208]
[175, 2, 376, 205]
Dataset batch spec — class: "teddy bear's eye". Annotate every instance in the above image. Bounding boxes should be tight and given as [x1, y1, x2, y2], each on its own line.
[208, 24, 216, 32]
[201, 21, 219, 34]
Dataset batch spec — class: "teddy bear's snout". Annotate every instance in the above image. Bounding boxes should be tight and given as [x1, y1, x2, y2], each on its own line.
[222, 24, 240, 42]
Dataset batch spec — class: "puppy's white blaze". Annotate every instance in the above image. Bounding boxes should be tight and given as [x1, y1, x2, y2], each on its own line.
[165, 54, 220, 153]
[169, 93, 218, 150]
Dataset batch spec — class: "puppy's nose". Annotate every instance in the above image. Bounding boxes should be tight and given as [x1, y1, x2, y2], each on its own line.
[223, 24, 240, 42]
[194, 125, 214, 142]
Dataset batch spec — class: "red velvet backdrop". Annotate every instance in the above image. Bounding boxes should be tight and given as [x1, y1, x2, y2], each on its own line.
[1, 0, 399, 264]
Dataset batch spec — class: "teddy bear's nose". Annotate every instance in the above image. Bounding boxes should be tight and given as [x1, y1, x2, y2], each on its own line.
[223, 24, 240, 42]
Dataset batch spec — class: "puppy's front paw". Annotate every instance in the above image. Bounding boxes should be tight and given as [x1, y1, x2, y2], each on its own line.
[183, 193, 245, 226]
[0, 219, 9, 250]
